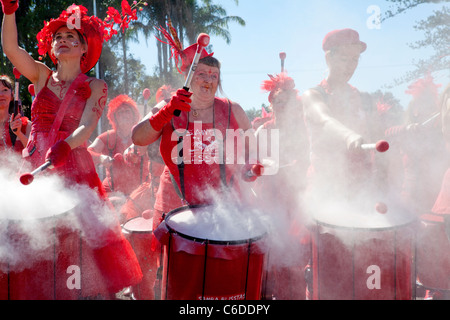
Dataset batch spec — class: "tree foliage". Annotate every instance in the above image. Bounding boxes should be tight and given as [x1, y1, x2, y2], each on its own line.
[382, 0, 449, 86]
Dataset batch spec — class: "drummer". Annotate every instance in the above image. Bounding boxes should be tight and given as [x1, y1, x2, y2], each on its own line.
[88, 94, 145, 209]
[132, 25, 260, 231]
[384, 76, 447, 216]
[0, 74, 31, 154]
[302, 28, 385, 207]
[419, 83, 450, 300]
[254, 71, 310, 299]
[1, 2, 142, 298]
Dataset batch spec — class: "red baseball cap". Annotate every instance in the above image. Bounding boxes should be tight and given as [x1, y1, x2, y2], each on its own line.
[322, 28, 367, 53]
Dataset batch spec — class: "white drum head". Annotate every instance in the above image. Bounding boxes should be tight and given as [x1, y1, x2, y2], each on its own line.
[165, 205, 266, 243]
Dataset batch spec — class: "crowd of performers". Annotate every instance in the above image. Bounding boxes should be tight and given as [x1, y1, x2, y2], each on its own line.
[0, 1, 449, 300]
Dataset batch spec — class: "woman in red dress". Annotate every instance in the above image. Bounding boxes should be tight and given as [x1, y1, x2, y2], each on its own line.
[0, 75, 31, 154]
[88, 94, 146, 207]
[1, 2, 142, 299]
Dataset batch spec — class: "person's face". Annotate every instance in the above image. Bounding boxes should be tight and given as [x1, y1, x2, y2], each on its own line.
[115, 106, 137, 132]
[51, 26, 87, 61]
[0, 82, 12, 111]
[191, 63, 220, 100]
[271, 89, 294, 113]
[327, 45, 362, 83]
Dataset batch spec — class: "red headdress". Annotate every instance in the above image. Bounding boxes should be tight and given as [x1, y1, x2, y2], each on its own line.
[405, 74, 441, 102]
[107, 94, 140, 130]
[261, 72, 296, 103]
[155, 19, 213, 73]
[155, 85, 175, 103]
[37, 2, 138, 73]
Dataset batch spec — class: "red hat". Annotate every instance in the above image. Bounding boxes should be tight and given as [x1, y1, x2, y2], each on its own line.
[156, 20, 213, 73]
[322, 28, 367, 53]
[261, 72, 296, 103]
[155, 85, 175, 103]
[37, 4, 118, 73]
[107, 94, 140, 130]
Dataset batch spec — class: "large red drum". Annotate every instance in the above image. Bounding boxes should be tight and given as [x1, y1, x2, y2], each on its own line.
[122, 216, 157, 300]
[0, 204, 82, 300]
[310, 203, 416, 300]
[416, 213, 450, 291]
[154, 205, 267, 300]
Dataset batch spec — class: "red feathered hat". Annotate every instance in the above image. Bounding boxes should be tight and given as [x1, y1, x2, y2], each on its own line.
[37, 4, 118, 73]
[322, 28, 367, 53]
[155, 19, 213, 73]
[155, 85, 175, 103]
[261, 72, 296, 103]
[107, 94, 140, 130]
[405, 74, 441, 101]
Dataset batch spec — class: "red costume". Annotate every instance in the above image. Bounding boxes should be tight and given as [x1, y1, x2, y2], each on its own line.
[20, 72, 142, 298]
[8, 4, 143, 299]
[0, 117, 28, 153]
[154, 97, 241, 219]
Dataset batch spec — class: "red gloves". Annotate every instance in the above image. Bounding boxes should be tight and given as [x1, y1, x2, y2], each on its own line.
[45, 140, 72, 168]
[241, 162, 264, 182]
[0, 0, 19, 15]
[149, 89, 192, 131]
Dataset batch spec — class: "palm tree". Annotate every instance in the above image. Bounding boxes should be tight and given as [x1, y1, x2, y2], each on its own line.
[145, 0, 245, 82]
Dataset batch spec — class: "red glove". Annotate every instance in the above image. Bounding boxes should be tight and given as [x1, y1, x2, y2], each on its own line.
[149, 89, 192, 131]
[1, 0, 19, 15]
[241, 162, 264, 182]
[45, 140, 71, 168]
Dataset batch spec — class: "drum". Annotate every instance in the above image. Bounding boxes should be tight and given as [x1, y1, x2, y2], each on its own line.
[122, 216, 156, 300]
[0, 201, 82, 300]
[310, 202, 416, 300]
[154, 205, 267, 300]
[416, 213, 450, 292]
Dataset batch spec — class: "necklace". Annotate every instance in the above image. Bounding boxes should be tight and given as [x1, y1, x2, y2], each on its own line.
[191, 103, 214, 118]
[1, 121, 8, 148]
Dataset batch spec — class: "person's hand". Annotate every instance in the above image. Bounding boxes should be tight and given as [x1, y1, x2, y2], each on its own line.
[100, 154, 114, 168]
[241, 162, 264, 182]
[346, 134, 364, 152]
[45, 140, 71, 168]
[0, 0, 19, 15]
[9, 113, 23, 134]
[149, 89, 192, 131]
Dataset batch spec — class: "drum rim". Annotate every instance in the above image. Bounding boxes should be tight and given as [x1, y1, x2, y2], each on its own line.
[122, 216, 153, 234]
[313, 217, 417, 231]
[2, 205, 76, 222]
[164, 204, 266, 245]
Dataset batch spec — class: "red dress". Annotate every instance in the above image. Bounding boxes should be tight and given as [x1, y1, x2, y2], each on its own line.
[0, 118, 28, 154]
[15, 73, 142, 299]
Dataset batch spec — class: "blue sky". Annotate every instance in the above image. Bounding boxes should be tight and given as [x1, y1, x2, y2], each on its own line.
[130, 0, 449, 111]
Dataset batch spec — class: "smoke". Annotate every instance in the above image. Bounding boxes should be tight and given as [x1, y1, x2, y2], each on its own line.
[0, 151, 121, 273]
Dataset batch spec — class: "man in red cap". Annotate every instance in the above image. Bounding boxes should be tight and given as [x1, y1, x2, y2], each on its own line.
[302, 28, 394, 299]
[302, 28, 384, 200]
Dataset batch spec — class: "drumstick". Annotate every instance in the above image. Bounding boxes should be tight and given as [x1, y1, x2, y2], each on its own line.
[173, 33, 210, 117]
[421, 112, 440, 126]
[375, 202, 388, 214]
[12, 67, 21, 131]
[361, 140, 390, 153]
[279, 52, 286, 73]
[245, 163, 264, 179]
[19, 161, 52, 185]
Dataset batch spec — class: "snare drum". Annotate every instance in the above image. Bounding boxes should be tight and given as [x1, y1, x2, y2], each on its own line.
[310, 202, 416, 300]
[154, 205, 267, 300]
[416, 213, 450, 291]
[0, 204, 82, 300]
[122, 216, 156, 300]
